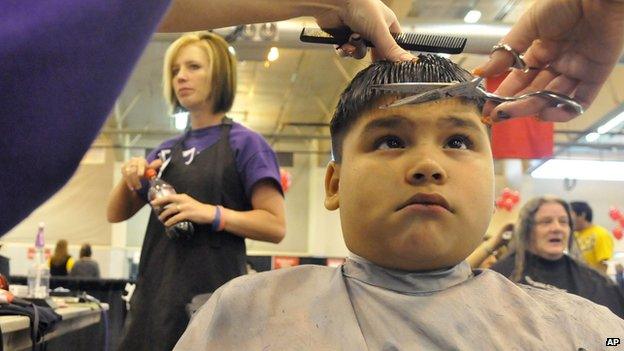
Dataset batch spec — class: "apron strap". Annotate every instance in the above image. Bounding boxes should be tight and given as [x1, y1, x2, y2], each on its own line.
[209, 116, 233, 248]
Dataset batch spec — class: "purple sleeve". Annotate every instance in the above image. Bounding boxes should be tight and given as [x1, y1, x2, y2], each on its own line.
[240, 151, 283, 199]
[234, 132, 283, 199]
[0, 1, 171, 234]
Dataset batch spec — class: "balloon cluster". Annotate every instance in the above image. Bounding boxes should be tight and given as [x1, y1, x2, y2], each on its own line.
[608, 207, 624, 240]
[495, 188, 521, 211]
[280, 168, 292, 193]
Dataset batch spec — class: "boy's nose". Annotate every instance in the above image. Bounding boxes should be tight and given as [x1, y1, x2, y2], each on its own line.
[407, 159, 447, 184]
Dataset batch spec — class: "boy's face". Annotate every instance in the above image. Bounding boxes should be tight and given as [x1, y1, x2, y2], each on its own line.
[325, 97, 494, 271]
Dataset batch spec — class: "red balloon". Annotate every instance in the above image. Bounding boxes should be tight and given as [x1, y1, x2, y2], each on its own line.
[619, 218, 624, 228]
[495, 198, 505, 209]
[279, 169, 292, 193]
[609, 207, 622, 221]
[501, 187, 512, 198]
[503, 198, 515, 211]
[613, 227, 623, 240]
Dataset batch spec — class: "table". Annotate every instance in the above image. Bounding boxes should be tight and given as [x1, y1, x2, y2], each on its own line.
[1, 302, 108, 350]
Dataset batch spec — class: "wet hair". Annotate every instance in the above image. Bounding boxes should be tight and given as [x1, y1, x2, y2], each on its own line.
[570, 201, 593, 222]
[509, 196, 575, 282]
[79, 243, 92, 258]
[330, 54, 485, 162]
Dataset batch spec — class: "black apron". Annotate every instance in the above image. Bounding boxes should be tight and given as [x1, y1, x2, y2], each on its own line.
[118, 118, 249, 351]
[50, 256, 70, 276]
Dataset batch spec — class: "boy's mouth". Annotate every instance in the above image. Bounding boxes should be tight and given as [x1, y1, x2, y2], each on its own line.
[397, 193, 452, 213]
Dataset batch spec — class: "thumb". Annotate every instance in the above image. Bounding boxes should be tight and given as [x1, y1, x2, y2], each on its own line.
[148, 159, 163, 170]
[370, 21, 414, 62]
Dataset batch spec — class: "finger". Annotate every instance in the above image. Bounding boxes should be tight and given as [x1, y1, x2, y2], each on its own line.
[158, 205, 178, 223]
[534, 107, 579, 123]
[368, 20, 413, 62]
[164, 213, 185, 227]
[150, 195, 172, 207]
[473, 7, 538, 76]
[490, 75, 578, 122]
[490, 42, 550, 97]
[336, 43, 356, 57]
[335, 46, 349, 58]
[137, 162, 146, 181]
[149, 158, 163, 169]
[348, 33, 367, 60]
[569, 81, 601, 111]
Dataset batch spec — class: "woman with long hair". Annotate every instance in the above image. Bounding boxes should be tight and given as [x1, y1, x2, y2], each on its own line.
[49, 239, 74, 276]
[491, 196, 624, 318]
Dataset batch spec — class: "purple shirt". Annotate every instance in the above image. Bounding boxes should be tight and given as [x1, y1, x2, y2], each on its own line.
[139, 122, 282, 201]
[1, 1, 171, 235]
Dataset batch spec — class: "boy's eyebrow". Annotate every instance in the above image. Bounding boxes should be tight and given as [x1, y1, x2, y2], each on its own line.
[436, 116, 484, 133]
[361, 115, 414, 135]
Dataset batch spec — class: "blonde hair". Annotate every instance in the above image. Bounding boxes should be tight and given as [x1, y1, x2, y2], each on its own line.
[162, 31, 236, 115]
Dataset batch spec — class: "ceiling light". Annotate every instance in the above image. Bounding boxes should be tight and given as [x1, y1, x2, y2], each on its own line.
[597, 111, 624, 134]
[173, 112, 188, 131]
[531, 159, 624, 181]
[585, 132, 600, 142]
[267, 47, 279, 62]
[463, 10, 482, 23]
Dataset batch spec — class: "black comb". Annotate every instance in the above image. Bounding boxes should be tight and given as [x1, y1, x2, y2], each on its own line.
[300, 27, 467, 55]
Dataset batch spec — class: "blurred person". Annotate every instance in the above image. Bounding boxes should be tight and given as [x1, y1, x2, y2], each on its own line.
[69, 243, 100, 278]
[49, 239, 74, 276]
[491, 196, 624, 318]
[571, 201, 614, 273]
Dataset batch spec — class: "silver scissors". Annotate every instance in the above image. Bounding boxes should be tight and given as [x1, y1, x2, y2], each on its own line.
[371, 77, 584, 114]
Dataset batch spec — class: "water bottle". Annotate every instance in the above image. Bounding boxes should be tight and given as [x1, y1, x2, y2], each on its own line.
[145, 168, 194, 240]
[27, 222, 50, 298]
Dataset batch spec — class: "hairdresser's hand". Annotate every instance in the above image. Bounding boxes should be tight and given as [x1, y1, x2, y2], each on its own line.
[488, 223, 514, 250]
[314, 0, 414, 61]
[475, 0, 624, 122]
[152, 193, 216, 226]
[121, 158, 162, 191]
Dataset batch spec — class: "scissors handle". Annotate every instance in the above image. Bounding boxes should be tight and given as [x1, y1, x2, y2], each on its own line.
[482, 89, 584, 115]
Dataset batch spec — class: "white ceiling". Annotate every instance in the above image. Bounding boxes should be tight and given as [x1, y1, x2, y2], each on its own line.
[99, 0, 624, 164]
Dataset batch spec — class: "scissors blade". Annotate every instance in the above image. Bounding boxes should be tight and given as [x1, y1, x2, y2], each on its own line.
[371, 82, 454, 94]
[382, 77, 484, 108]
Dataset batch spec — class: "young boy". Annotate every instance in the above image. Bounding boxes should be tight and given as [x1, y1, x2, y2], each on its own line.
[175, 55, 624, 350]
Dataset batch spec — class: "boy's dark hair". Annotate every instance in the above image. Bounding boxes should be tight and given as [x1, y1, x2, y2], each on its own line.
[330, 54, 484, 162]
[570, 201, 593, 222]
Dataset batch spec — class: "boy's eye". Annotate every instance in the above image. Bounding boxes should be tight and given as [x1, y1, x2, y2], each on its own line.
[374, 136, 405, 150]
[445, 135, 473, 150]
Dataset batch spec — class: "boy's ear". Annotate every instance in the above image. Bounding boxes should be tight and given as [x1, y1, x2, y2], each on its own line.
[324, 161, 340, 211]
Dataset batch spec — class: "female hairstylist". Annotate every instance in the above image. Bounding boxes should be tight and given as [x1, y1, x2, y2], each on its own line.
[107, 32, 285, 351]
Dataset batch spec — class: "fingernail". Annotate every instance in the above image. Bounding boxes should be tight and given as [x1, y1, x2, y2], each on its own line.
[497, 111, 511, 120]
[351, 34, 361, 41]
[472, 68, 484, 77]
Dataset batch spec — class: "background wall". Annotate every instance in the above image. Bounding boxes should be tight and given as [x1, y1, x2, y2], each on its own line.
[2, 146, 623, 278]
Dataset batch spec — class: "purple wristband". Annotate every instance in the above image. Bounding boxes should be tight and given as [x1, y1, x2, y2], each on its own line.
[211, 206, 221, 232]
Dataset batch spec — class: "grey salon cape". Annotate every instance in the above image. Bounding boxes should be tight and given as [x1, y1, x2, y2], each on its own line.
[175, 255, 624, 350]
